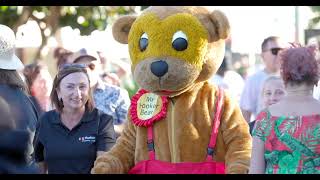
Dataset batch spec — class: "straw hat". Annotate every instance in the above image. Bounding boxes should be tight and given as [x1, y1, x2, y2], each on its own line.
[0, 24, 24, 70]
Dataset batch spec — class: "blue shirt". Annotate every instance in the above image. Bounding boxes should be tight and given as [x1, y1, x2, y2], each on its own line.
[93, 80, 130, 125]
[0, 85, 39, 163]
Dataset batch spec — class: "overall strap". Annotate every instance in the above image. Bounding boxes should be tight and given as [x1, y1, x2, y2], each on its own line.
[206, 87, 224, 161]
[147, 125, 156, 160]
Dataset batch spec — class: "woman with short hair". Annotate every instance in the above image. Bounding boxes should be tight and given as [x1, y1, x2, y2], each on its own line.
[250, 44, 320, 174]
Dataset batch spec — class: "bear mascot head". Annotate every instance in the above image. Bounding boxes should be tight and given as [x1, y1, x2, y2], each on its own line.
[91, 6, 252, 174]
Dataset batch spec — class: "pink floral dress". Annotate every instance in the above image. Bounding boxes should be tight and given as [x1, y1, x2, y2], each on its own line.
[252, 109, 320, 174]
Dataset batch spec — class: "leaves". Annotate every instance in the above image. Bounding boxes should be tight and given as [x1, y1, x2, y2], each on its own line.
[0, 6, 136, 34]
[0, 6, 137, 60]
[309, 6, 320, 28]
[0, 6, 20, 28]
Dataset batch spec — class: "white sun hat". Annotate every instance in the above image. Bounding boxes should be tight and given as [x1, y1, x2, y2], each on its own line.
[0, 24, 24, 70]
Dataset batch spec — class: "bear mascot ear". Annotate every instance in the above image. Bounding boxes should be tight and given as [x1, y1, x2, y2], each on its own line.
[112, 15, 137, 44]
[207, 10, 230, 42]
[195, 10, 230, 83]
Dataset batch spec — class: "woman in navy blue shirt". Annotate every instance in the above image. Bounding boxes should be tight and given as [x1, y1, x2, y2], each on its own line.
[34, 64, 116, 174]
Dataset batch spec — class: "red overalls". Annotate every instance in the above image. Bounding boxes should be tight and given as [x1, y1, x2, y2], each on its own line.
[128, 88, 226, 174]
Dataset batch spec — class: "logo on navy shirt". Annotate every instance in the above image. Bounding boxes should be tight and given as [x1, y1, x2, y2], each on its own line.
[78, 136, 96, 143]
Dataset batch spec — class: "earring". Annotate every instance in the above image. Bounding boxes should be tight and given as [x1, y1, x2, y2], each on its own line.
[59, 98, 64, 108]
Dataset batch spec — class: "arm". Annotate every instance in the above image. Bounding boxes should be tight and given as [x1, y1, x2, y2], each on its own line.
[249, 110, 270, 174]
[249, 137, 265, 174]
[96, 114, 117, 152]
[219, 93, 252, 174]
[91, 114, 136, 174]
[241, 109, 252, 124]
[33, 116, 47, 174]
[239, 77, 255, 123]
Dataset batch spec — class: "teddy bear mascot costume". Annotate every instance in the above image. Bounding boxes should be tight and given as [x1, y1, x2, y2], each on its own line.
[91, 6, 252, 174]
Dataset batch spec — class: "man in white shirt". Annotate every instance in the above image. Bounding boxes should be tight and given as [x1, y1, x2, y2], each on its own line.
[240, 36, 287, 123]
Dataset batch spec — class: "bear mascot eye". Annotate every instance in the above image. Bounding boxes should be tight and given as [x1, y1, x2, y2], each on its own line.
[139, 32, 148, 52]
[172, 31, 188, 51]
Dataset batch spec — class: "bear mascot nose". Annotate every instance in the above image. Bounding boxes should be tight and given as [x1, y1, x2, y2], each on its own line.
[150, 60, 169, 78]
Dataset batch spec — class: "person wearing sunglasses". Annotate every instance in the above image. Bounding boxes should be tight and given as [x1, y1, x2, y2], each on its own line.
[33, 65, 116, 174]
[70, 48, 130, 139]
[240, 36, 287, 124]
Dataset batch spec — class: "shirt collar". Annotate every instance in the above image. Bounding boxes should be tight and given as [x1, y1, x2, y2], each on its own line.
[51, 108, 97, 124]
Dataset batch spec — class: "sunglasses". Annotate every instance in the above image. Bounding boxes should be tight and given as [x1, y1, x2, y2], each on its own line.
[266, 47, 283, 56]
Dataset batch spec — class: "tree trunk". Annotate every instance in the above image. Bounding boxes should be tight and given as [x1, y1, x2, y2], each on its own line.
[13, 6, 32, 32]
[33, 6, 62, 61]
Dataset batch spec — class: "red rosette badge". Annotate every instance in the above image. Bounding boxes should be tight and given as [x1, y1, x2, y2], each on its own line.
[130, 89, 168, 127]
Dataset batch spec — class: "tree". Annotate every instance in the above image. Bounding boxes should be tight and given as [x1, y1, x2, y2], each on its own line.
[0, 6, 138, 61]
[309, 6, 320, 28]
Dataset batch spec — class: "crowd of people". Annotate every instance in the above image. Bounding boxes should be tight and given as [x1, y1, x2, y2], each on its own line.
[1, 19, 320, 174]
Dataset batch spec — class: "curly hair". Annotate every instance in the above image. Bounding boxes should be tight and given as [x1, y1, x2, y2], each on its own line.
[279, 44, 319, 86]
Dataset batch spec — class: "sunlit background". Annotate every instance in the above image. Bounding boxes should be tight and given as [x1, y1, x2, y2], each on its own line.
[6, 6, 320, 79]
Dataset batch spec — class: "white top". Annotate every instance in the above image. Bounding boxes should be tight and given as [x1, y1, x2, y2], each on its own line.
[223, 70, 244, 102]
[210, 74, 228, 89]
[210, 71, 245, 102]
[313, 81, 320, 100]
[240, 69, 270, 121]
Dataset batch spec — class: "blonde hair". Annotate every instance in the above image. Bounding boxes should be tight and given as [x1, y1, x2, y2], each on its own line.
[258, 75, 285, 112]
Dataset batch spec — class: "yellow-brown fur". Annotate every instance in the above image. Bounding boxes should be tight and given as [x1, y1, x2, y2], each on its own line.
[92, 6, 251, 174]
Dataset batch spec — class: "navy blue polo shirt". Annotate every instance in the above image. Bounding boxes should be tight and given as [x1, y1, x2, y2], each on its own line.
[33, 108, 116, 174]
[0, 84, 39, 163]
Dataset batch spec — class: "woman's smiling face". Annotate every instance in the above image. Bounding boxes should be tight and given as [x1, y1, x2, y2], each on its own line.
[57, 72, 90, 111]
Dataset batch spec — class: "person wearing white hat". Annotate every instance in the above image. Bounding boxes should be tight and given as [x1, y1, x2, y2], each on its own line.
[0, 24, 39, 167]
[0, 24, 24, 70]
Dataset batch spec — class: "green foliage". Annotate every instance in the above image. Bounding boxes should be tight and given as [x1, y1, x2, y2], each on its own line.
[309, 6, 320, 28]
[0, 6, 137, 60]
[0, 6, 136, 35]
[124, 79, 139, 99]
[0, 6, 20, 27]
[59, 6, 107, 35]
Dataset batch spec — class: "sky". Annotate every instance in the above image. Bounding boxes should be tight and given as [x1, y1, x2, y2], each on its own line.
[207, 6, 315, 53]
[15, 6, 316, 60]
